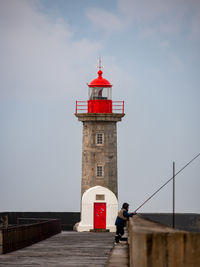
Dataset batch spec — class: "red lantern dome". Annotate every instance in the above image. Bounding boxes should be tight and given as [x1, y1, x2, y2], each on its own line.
[87, 58, 113, 113]
[88, 69, 112, 88]
[75, 57, 124, 115]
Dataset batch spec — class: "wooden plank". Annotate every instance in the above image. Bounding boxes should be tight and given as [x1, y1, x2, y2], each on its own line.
[0, 231, 115, 266]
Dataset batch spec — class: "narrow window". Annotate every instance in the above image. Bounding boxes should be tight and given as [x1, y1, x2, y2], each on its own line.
[97, 133, 103, 145]
[96, 194, 105, 201]
[97, 166, 103, 177]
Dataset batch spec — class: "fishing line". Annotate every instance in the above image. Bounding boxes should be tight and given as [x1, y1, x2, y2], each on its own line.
[134, 152, 200, 212]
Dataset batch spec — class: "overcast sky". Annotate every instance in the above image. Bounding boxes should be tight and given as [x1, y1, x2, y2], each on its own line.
[0, 0, 199, 213]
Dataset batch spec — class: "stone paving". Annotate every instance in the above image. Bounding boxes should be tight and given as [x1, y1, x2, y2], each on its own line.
[105, 243, 129, 267]
[0, 231, 116, 267]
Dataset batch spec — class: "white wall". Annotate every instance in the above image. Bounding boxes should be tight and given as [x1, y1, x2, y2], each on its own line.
[77, 185, 118, 232]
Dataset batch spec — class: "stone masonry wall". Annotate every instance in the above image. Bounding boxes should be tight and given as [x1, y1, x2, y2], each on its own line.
[81, 121, 118, 197]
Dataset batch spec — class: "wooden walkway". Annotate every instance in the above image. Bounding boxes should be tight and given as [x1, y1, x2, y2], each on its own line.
[0, 231, 117, 267]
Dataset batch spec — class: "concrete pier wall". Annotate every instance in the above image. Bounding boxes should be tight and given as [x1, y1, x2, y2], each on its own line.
[1, 212, 200, 232]
[0, 212, 80, 230]
[129, 215, 200, 267]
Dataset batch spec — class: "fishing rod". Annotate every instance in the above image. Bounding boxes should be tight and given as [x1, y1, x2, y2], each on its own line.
[134, 152, 200, 213]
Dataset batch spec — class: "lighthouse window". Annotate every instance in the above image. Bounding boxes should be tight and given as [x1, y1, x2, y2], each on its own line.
[97, 133, 103, 145]
[97, 166, 103, 177]
[96, 194, 105, 200]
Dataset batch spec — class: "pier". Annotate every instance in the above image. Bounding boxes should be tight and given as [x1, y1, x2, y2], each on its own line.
[1, 214, 200, 266]
[0, 231, 129, 267]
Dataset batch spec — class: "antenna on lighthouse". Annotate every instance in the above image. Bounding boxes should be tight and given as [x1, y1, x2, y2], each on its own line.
[96, 56, 104, 70]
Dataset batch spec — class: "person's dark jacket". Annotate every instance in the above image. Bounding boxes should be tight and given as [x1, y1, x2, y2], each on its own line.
[115, 209, 134, 227]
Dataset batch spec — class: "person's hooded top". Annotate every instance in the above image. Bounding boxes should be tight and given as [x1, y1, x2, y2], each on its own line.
[115, 209, 134, 227]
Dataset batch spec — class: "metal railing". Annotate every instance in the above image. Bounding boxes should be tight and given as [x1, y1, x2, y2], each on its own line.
[75, 101, 88, 113]
[0, 219, 61, 254]
[112, 101, 124, 114]
[75, 100, 124, 114]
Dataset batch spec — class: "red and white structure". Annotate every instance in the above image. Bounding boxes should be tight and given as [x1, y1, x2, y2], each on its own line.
[75, 59, 124, 232]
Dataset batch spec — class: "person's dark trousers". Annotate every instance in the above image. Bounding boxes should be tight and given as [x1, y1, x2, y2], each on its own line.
[115, 225, 124, 243]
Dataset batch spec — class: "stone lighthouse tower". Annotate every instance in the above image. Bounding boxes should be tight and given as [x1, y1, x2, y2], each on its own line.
[75, 59, 124, 232]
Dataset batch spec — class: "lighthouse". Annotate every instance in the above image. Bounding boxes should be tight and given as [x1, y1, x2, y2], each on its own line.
[75, 59, 124, 232]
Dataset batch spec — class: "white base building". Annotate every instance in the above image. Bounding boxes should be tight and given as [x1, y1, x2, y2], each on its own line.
[77, 186, 118, 232]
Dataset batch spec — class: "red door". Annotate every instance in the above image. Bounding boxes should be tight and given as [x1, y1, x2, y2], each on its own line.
[94, 203, 106, 229]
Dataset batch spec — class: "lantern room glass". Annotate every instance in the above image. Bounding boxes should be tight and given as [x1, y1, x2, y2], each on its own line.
[88, 87, 112, 100]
